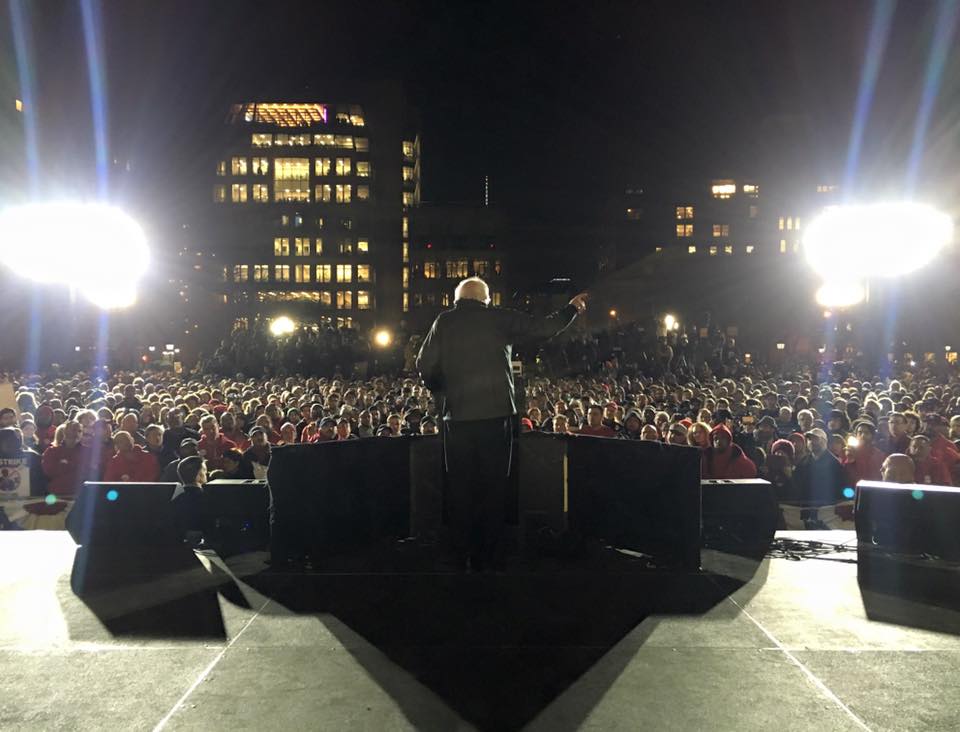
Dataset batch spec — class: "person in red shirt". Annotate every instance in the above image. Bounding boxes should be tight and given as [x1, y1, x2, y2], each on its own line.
[702, 424, 757, 479]
[842, 421, 885, 484]
[909, 435, 952, 486]
[103, 431, 159, 483]
[197, 414, 236, 471]
[219, 411, 250, 451]
[578, 405, 619, 438]
[41, 421, 88, 498]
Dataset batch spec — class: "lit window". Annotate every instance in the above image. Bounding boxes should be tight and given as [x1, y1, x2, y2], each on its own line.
[315, 238, 323, 255]
[335, 184, 351, 203]
[403, 292, 409, 312]
[402, 266, 409, 288]
[294, 237, 311, 256]
[274, 133, 311, 146]
[316, 265, 332, 283]
[294, 264, 311, 283]
[403, 191, 414, 207]
[424, 261, 439, 279]
[231, 157, 247, 175]
[252, 157, 269, 175]
[723, 245, 733, 255]
[357, 162, 371, 177]
[317, 184, 332, 202]
[253, 184, 269, 202]
[336, 110, 350, 125]
[335, 135, 353, 149]
[403, 141, 415, 158]
[745, 245, 755, 254]
[742, 183, 759, 197]
[357, 291, 371, 310]
[711, 180, 736, 199]
[779, 217, 785, 230]
[780, 240, 787, 253]
[280, 215, 290, 226]
[712, 224, 730, 237]
[356, 185, 370, 200]
[816, 184, 836, 193]
[787, 217, 793, 230]
[315, 158, 331, 176]
[492, 292, 502, 306]
[294, 214, 303, 227]
[315, 134, 335, 146]
[316, 217, 324, 228]
[216, 161, 226, 176]
[336, 291, 353, 309]
[402, 217, 409, 238]
[336, 264, 352, 282]
[335, 158, 351, 176]
[274, 158, 311, 202]
[655, 246, 663, 254]
[340, 218, 353, 230]
[357, 239, 369, 253]
[251, 133, 272, 148]
[274, 265, 290, 282]
[233, 265, 249, 282]
[15, 99, 23, 112]
[675, 205, 694, 220]
[357, 263, 372, 282]
[474, 260, 489, 276]
[231, 184, 247, 203]
[795, 217, 801, 230]
[254, 264, 270, 282]
[494, 260, 502, 275]
[213, 185, 226, 203]
[446, 259, 469, 278]
[442, 293, 450, 307]
[675, 224, 693, 237]
[403, 166, 415, 181]
[319, 291, 332, 308]
[749, 205, 758, 219]
[339, 239, 353, 254]
[274, 238, 290, 256]
[708, 246, 718, 256]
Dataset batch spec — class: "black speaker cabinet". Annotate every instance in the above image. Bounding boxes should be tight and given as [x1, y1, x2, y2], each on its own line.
[701, 479, 778, 552]
[204, 479, 270, 555]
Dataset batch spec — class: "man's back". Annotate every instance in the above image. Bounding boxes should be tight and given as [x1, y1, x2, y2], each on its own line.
[416, 299, 578, 422]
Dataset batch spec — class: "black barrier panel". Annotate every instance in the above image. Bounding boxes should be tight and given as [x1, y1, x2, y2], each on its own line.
[409, 435, 444, 541]
[268, 438, 413, 559]
[564, 436, 701, 570]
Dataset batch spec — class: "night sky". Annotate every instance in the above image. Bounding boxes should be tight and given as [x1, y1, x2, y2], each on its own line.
[7, 0, 960, 229]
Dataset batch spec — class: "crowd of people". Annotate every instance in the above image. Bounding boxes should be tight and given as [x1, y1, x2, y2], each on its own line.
[2, 354, 959, 530]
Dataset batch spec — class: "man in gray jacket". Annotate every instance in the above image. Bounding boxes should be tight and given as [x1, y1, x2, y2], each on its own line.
[416, 277, 587, 570]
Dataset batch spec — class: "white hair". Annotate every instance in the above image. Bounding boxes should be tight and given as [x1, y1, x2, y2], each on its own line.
[454, 277, 490, 304]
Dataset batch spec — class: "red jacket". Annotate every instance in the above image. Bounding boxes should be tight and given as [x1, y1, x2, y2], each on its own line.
[931, 434, 960, 471]
[103, 447, 160, 483]
[702, 426, 757, 479]
[843, 444, 885, 485]
[578, 424, 619, 438]
[197, 434, 237, 470]
[41, 443, 89, 497]
[915, 456, 952, 487]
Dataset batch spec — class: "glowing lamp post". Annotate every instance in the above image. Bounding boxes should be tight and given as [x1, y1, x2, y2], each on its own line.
[269, 316, 296, 337]
[373, 329, 392, 348]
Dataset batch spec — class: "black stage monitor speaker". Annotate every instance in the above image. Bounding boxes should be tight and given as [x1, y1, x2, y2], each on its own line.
[204, 479, 270, 555]
[517, 432, 569, 553]
[67, 482, 196, 599]
[856, 481, 960, 605]
[701, 479, 778, 552]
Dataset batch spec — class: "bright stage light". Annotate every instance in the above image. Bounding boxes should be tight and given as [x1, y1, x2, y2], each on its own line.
[269, 316, 296, 337]
[0, 202, 149, 309]
[664, 314, 676, 331]
[804, 202, 953, 279]
[374, 329, 392, 348]
[815, 280, 867, 308]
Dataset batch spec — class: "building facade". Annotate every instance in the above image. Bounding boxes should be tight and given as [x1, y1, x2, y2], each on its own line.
[210, 92, 420, 332]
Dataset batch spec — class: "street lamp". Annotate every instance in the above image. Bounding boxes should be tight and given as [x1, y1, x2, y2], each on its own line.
[269, 316, 296, 337]
[374, 329, 392, 348]
[664, 314, 677, 331]
[608, 309, 617, 319]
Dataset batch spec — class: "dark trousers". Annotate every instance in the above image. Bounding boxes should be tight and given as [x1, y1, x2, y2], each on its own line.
[443, 417, 513, 566]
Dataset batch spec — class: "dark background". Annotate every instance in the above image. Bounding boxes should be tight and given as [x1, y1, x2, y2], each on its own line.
[10, 0, 960, 227]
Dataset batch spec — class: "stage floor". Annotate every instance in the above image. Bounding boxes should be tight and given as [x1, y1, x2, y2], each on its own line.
[2, 531, 960, 731]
